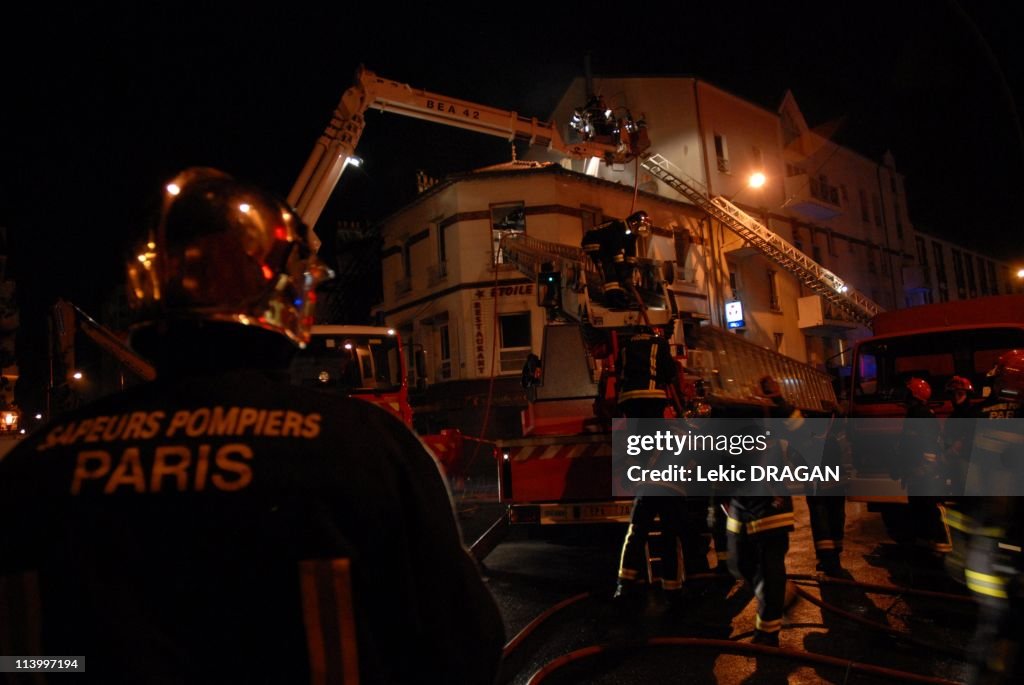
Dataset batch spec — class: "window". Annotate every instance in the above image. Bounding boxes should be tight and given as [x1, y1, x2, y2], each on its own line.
[872, 194, 882, 227]
[852, 328, 1024, 405]
[987, 262, 998, 295]
[915, 236, 930, 283]
[429, 223, 448, 285]
[813, 244, 824, 265]
[792, 227, 804, 253]
[933, 242, 948, 302]
[827, 231, 838, 257]
[867, 247, 877, 274]
[727, 261, 740, 297]
[893, 200, 903, 239]
[402, 241, 412, 279]
[751, 145, 763, 168]
[839, 184, 848, 204]
[498, 312, 532, 373]
[964, 255, 977, 298]
[977, 257, 990, 296]
[436, 222, 446, 264]
[439, 323, 452, 380]
[859, 189, 870, 223]
[491, 202, 526, 264]
[881, 253, 890, 276]
[396, 240, 413, 295]
[773, 332, 784, 352]
[767, 269, 781, 312]
[952, 250, 966, 299]
[714, 133, 730, 173]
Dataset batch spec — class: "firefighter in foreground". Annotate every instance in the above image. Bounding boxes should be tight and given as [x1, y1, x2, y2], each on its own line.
[942, 350, 1024, 683]
[0, 168, 504, 684]
[613, 326, 696, 609]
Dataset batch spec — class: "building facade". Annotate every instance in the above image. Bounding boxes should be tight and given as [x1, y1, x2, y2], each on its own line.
[373, 76, 1020, 433]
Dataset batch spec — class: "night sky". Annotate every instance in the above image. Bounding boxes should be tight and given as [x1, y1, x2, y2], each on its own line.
[2, 2, 1022, 413]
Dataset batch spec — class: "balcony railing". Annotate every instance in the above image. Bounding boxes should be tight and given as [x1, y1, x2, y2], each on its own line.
[809, 178, 841, 206]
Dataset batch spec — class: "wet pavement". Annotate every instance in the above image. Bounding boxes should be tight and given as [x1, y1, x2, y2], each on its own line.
[456, 495, 974, 684]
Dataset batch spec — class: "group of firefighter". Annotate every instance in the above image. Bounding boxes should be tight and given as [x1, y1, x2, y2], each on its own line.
[609, 321, 1024, 682]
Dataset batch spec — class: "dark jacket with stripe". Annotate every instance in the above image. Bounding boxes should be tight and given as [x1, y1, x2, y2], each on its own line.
[617, 333, 678, 404]
[0, 368, 503, 685]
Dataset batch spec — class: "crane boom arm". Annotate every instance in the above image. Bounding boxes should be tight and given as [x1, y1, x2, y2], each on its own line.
[288, 66, 640, 240]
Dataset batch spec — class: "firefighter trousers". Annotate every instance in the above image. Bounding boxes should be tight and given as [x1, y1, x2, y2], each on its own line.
[618, 495, 690, 591]
[965, 535, 1024, 683]
[728, 529, 790, 635]
[807, 496, 846, 562]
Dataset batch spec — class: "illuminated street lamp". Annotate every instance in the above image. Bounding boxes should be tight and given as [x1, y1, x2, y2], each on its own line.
[72, 371, 83, 381]
[748, 172, 767, 189]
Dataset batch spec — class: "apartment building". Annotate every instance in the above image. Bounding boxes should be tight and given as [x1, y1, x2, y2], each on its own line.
[373, 75, 1019, 431]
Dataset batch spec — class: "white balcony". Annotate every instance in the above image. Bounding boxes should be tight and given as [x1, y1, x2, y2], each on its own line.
[798, 295, 860, 333]
[784, 174, 843, 221]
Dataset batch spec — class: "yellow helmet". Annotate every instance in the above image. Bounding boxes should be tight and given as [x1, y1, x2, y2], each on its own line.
[127, 168, 330, 348]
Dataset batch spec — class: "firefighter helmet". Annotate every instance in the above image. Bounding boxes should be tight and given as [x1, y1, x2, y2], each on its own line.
[906, 377, 931, 403]
[625, 211, 651, 233]
[946, 376, 974, 393]
[989, 349, 1024, 399]
[126, 167, 330, 348]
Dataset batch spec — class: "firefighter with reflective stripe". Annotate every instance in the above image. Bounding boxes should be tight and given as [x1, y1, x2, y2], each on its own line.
[898, 377, 952, 554]
[943, 350, 1024, 683]
[945, 375, 977, 497]
[726, 495, 795, 646]
[617, 325, 678, 415]
[616, 211, 651, 303]
[809, 410, 852, 577]
[0, 169, 504, 685]
[722, 379, 797, 646]
[581, 211, 649, 309]
[614, 325, 692, 609]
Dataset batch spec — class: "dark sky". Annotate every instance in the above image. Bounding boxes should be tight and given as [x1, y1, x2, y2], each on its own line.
[2, 1, 1022, 410]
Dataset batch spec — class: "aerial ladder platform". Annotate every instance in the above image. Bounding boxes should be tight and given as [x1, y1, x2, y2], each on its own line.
[639, 154, 884, 325]
[498, 232, 677, 330]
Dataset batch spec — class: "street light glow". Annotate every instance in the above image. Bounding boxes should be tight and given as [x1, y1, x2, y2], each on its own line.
[1017, 268, 1024, 279]
[748, 172, 767, 189]
[72, 371, 83, 380]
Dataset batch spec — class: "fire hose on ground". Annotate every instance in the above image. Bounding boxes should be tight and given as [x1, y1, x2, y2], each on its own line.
[501, 573, 976, 684]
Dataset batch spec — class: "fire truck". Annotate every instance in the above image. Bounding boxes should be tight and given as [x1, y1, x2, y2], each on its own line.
[493, 233, 837, 526]
[287, 67, 859, 529]
[843, 294, 1024, 531]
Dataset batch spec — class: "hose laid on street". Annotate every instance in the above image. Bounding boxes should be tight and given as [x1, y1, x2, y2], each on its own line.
[785, 572, 974, 603]
[502, 592, 591, 658]
[788, 584, 968, 659]
[524, 638, 964, 685]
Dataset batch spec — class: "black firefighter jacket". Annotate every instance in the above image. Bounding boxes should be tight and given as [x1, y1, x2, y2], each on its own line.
[0, 368, 504, 685]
